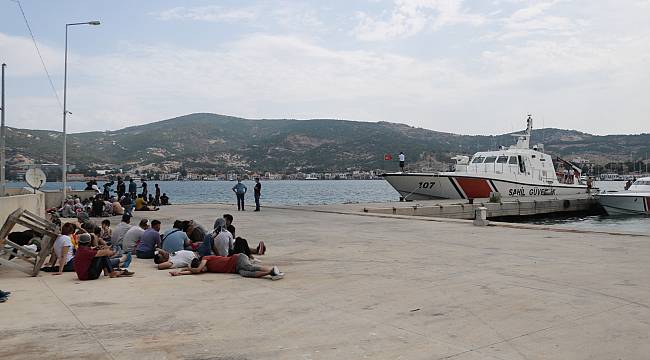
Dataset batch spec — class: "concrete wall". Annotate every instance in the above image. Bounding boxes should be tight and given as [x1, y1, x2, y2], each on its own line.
[0, 192, 46, 227]
[43, 190, 97, 209]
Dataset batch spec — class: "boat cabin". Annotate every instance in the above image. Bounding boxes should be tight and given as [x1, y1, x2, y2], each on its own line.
[462, 149, 558, 184]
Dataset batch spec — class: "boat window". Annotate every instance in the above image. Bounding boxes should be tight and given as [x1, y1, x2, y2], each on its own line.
[472, 156, 485, 163]
[518, 155, 526, 173]
[497, 156, 509, 164]
[484, 156, 497, 163]
[508, 156, 518, 165]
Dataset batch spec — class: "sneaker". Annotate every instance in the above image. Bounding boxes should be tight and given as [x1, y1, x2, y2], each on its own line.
[0, 290, 10, 297]
[257, 241, 266, 255]
[0, 296, 7, 303]
[120, 270, 135, 277]
[270, 273, 284, 281]
[271, 266, 284, 277]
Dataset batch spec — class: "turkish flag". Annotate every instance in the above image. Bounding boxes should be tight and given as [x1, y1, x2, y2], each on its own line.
[384, 153, 393, 161]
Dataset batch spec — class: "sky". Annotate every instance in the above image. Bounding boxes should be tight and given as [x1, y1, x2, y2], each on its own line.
[0, 0, 649, 136]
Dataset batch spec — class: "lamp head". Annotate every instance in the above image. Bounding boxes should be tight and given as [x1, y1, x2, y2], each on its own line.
[88, 21, 101, 25]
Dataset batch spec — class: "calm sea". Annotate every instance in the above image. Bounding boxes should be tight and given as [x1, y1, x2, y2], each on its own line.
[7, 180, 648, 234]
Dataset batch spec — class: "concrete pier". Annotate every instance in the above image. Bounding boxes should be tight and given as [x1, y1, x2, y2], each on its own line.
[1, 203, 649, 359]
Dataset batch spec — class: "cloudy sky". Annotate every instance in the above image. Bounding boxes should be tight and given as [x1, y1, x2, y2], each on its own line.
[1, 0, 649, 135]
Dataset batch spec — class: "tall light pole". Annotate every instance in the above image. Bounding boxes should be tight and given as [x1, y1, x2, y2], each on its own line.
[62, 20, 100, 200]
[1, 63, 6, 197]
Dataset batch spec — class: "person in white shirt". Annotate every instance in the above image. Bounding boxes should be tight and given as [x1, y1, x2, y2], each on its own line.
[154, 249, 197, 270]
[41, 222, 76, 274]
[398, 152, 405, 172]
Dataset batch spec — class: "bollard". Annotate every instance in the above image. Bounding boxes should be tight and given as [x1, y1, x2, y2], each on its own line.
[473, 207, 489, 226]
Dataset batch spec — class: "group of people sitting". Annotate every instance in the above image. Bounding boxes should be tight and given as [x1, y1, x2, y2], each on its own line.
[28, 213, 283, 281]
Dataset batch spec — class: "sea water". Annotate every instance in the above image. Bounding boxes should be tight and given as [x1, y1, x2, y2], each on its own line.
[6, 180, 648, 234]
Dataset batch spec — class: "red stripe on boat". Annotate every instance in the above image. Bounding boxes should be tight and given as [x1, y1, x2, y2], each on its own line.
[455, 177, 492, 199]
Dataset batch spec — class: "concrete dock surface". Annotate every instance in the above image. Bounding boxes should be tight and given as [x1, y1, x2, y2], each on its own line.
[1, 203, 649, 360]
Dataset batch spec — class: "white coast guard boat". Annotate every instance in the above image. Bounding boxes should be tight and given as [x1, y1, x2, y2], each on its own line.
[596, 178, 650, 215]
[382, 116, 590, 200]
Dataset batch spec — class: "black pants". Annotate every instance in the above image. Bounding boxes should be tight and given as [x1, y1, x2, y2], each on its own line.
[87, 256, 115, 280]
[236, 194, 245, 210]
[41, 259, 75, 272]
[254, 194, 260, 211]
[136, 250, 154, 259]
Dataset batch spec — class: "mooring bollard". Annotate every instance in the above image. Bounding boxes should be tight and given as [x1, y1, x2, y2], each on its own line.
[473, 207, 489, 226]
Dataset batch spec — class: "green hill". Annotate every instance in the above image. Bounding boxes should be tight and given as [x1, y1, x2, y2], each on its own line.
[5, 113, 650, 174]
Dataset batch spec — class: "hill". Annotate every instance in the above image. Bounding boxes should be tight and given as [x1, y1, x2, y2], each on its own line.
[4, 113, 650, 175]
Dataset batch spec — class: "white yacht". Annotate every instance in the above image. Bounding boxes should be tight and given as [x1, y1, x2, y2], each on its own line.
[382, 116, 590, 200]
[597, 177, 650, 215]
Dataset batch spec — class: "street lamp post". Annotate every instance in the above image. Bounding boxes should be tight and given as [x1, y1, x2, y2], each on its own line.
[1, 63, 6, 197]
[62, 21, 100, 201]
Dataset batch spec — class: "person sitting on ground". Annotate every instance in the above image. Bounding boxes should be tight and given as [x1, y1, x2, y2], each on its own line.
[197, 218, 225, 257]
[161, 220, 191, 252]
[60, 199, 76, 218]
[41, 222, 76, 274]
[187, 220, 207, 247]
[221, 219, 266, 257]
[154, 248, 198, 270]
[214, 220, 234, 257]
[136, 220, 161, 259]
[111, 214, 132, 254]
[123, 218, 149, 255]
[73, 233, 133, 280]
[112, 197, 125, 216]
[91, 195, 104, 217]
[169, 254, 283, 280]
[160, 193, 170, 205]
[100, 219, 112, 245]
[135, 194, 158, 211]
[147, 194, 155, 205]
[121, 194, 135, 215]
[91, 225, 108, 248]
[223, 213, 234, 227]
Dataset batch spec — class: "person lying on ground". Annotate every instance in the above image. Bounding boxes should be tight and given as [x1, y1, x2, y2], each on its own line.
[41, 222, 76, 274]
[154, 248, 198, 270]
[73, 233, 133, 280]
[169, 255, 283, 280]
[7, 229, 41, 260]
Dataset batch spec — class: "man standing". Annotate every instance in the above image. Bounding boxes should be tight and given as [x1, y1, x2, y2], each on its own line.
[141, 179, 148, 198]
[102, 180, 114, 200]
[116, 178, 125, 199]
[254, 177, 261, 211]
[128, 178, 137, 198]
[154, 184, 161, 206]
[399, 152, 405, 172]
[232, 178, 247, 211]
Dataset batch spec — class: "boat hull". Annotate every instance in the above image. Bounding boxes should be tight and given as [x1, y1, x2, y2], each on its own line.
[596, 193, 650, 215]
[382, 173, 589, 200]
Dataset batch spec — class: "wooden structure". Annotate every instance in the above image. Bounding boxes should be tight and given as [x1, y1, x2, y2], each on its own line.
[0, 208, 59, 276]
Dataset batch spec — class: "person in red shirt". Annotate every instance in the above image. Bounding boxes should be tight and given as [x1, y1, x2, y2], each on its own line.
[169, 254, 284, 280]
[74, 234, 134, 280]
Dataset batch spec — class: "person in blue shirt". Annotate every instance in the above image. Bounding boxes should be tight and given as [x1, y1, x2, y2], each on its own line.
[232, 178, 247, 211]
